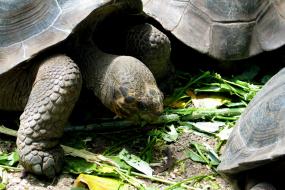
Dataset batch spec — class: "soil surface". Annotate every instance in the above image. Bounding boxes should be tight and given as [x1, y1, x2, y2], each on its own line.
[0, 126, 232, 190]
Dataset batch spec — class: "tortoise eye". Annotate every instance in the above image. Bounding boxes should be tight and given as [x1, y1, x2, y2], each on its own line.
[149, 89, 157, 96]
[138, 101, 148, 111]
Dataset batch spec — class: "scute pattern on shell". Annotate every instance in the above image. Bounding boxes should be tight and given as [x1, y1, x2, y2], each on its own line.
[218, 68, 285, 174]
[143, 0, 285, 60]
[0, 0, 111, 75]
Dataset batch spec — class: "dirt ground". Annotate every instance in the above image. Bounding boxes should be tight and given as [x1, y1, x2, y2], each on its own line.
[0, 127, 232, 190]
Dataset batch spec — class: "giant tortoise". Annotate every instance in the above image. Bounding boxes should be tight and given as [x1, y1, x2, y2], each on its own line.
[0, 0, 171, 177]
[142, 0, 285, 60]
[141, 1, 285, 189]
[217, 68, 285, 190]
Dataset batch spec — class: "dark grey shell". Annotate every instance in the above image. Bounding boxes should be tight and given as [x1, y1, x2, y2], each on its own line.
[217, 68, 285, 174]
[0, 0, 112, 75]
[143, 0, 285, 60]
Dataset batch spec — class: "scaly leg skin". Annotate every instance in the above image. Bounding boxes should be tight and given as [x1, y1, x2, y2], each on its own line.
[73, 41, 163, 122]
[125, 23, 173, 81]
[16, 55, 82, 178]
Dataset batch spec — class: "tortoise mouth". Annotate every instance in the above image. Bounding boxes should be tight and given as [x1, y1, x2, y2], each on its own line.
[130, 111, 162, 124]
[111, 95, 163, 123]
[112, 101, 163, 121]
[110, 83, 164, 122]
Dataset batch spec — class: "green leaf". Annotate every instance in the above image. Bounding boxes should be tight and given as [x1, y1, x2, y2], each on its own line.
[225, 102, 246, 107]
[64, 157, 98, 174]
[168, 71, 211, 104]
[153, 114, 180, 124]
[186, 150, 206, 164]
[204, 144, 220, 166]
[0, 183, 5, 190]
[74, 174, 130, 190]
[191, 71, 262, 103]
[187, 122, 225, 134]
[70, 187, 88, 190]
[162, 125, 178, 142]
[216, 126, 233, 141]
[190, 93, 231, 108]
[0, 168, 8, 187]
[188, 142, 220, 167]
[167, 187, 186, 190]
[0, 151, 19, 166]
[0, 155, 8, 164]
[107, 156, 131, 170]
[118, 149, 153, 176]
[194, 84, 227, 93]
[64, 157, 119, 177]
[7, 152, 20, 166]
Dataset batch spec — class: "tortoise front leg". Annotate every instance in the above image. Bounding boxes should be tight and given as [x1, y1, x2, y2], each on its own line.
[16, 55, 82, 177]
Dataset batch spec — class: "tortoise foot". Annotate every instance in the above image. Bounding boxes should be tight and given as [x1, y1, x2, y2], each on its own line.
[19, 146, 64, 178]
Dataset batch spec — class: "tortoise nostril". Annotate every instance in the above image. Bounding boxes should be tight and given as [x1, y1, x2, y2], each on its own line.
[125, 96, 135, 103]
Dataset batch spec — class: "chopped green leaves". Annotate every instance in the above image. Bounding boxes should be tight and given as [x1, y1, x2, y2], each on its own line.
[118, 149, 153, 177]
[161, 125, 179, 142]
[0, 183, 5, 190]
[0, 151, 19, 167]
[181, 122, 224, 134]
[73, 174, 131, 190]
[64, 157, 98, 175]
[168, 71, 262, 108]
[186, 142, 220, 168]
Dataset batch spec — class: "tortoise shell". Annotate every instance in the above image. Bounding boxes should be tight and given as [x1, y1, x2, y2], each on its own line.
[0, 0, 112, 75]
[218, 68, 285, 174]
[143, 0, 285, 60]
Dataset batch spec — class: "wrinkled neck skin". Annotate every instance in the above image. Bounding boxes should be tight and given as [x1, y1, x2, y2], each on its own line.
[69, 38, 164, 121]
[69, 38, 115, 100]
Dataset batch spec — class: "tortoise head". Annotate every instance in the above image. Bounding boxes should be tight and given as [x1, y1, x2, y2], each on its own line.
[114, 0, 142, 14]
[111, 83, 164, 123]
